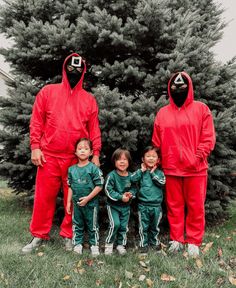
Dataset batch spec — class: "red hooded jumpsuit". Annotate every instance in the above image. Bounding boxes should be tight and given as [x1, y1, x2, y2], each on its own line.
[29, 53, 101, 240]
[152, 72, 215, 246]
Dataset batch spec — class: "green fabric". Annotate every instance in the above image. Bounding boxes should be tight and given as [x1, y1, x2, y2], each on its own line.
[131, 169, 165, 206]
[68, 162, 104, 206]
[105, 204, 130, 245]
[105, 170, 136, 206]
[72, 203, 99, 246]
[138, 204, 162, 247]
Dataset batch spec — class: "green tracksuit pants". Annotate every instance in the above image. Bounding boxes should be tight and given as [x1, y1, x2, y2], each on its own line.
[106, 204, 130, 246]
[72, 202, 99, 246]
[138, 204, 162, 247]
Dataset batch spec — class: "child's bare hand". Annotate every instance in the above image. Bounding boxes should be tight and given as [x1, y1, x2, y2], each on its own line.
[124, 192, 132, 199]
[122, 194, 130, 203]
[66, 203, 71, 214]
[141, 163, 147, 172]
[150, 165, 157, 173]
[78, 196, 89, 206]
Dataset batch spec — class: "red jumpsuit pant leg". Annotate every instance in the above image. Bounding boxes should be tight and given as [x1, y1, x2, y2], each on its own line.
[30, 156, 61, 239]
[184, 176, 207, 246]
[165, 176, 185, 243]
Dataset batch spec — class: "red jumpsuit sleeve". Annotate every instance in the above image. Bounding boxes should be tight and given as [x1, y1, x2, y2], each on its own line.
[152, 112, 161, 148]
[196, 106, 216, 159]
[29, 87, 47, 150]
[88, 98, 101, 156]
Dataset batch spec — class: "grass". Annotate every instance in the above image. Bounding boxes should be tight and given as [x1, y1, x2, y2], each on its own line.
[0, 188, 235, 288]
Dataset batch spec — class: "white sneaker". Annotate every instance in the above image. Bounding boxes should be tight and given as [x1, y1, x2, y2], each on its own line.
[168, 241, 184, 253]
[64, 238, 73, 251]
[116, 245, 127, 255]
[188, 244, 199, 257]
[22, 237, 42, 253]
[74, 244, 83, 254]
[90, 245, 100, 257]
[104, 243, 113, 255]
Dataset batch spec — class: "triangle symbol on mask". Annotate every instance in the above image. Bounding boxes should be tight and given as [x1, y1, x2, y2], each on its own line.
[174, 73, 185, 85]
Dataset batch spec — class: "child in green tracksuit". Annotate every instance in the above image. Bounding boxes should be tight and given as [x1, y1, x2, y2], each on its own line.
[104, 148, 136, 255]
[67, 138, 104, 256]
[131, 146, 166, 253]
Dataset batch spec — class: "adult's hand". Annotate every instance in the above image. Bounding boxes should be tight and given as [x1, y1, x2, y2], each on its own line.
[31, 149, 46, 167]
[91, 155, 100, 167]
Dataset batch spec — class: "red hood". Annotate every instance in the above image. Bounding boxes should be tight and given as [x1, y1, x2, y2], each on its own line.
[62, 52, 87, 90]
[167, 71, 194, 108]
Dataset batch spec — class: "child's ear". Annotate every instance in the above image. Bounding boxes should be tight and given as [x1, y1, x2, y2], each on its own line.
[141, 157, 144, 162]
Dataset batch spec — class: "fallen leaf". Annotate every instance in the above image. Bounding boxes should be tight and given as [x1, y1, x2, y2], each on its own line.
[196, 258, 203, 268]
[78, 268, 86, 275]
[210, 233, 220, 238]
[225, 237, 232, 241]
[63, 275, 70, 281]
[183, 251, 189, 259]
[37, 252, 44, 257]
[77, 260, 83, 268]
[160, 242, 167, 248]
[139, 261, 147, 268]
[138, 254, 147, 261]
[232, 231, 236, 236]
[217, 247, 223, 258]
[229, 258, 236, 268]
[96, 279, 102, 286]
[146, 278, 154, 287]
[202, 242, 213, 254]
[118, 282, 122, 288]
[216, 277, 225, 286]
[161, 250, 167, 256]
[97, 261, 104, 265]
[139, 275, 146, 281]
[86, 259, 94, 266]
[125, 271, 133, 279]
[143, 268, 150, 272]
[229, 275, 236, 285]
[161, 273, 176, 282]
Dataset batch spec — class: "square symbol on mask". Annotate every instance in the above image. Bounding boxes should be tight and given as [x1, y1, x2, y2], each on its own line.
[71, 56, 82, 67]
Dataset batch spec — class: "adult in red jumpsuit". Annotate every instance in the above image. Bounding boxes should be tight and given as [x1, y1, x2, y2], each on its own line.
[152, 72, 215, 256]
[22, 53, 101, 253]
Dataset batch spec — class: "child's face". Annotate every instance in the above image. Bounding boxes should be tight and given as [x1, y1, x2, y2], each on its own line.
[75, 140, 92, 160]
[115, 153, 129, 172]
[142, 150, 159, 168]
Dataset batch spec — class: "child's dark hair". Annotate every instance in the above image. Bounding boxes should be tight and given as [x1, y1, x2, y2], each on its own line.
[142, 145, 160, 158]
[75, 138, 92, 150]
[111, 148, 132, 168]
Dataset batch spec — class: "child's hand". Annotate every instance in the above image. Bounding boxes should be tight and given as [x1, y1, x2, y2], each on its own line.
[78, 196, 89, 206]
[150, 164, 157, 173]
[66, 202, 71, 214]
[141, 163, 147, 172]
[124, 192, 132, 199]
[122, 194, 130, 203]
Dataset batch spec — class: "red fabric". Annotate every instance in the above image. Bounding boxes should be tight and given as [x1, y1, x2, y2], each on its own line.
[165, 175, 207, 246]
[152, 71, 215, 176]
[30, 53, 101, 157]
[30, 155, 77, 239]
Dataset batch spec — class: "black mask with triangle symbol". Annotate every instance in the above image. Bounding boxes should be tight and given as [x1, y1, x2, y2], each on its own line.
[170, 73, 189, 107]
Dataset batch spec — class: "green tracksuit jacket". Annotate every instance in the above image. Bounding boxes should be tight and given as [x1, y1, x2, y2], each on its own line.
[131, 168, 166, 247]
[105, 170, 136, 245]
[68, 162, 104, 246]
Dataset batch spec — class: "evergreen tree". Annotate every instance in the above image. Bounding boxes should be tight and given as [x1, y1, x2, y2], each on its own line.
[0, 0, 235, 221]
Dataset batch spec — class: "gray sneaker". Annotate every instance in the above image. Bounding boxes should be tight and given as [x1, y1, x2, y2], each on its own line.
[168, 241, 184, 253]
[64, 238, 73, 251]
[90, 245, 100, 257]
[22, 237, 43, 253]
[116, 245, 127, 255]
[188, 244, 199, 257]
[74, 244, 83, 254]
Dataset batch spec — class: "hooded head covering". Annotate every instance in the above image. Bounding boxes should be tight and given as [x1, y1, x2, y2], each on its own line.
[168, 71, 194, 108]
[62, 53, 86, 89]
